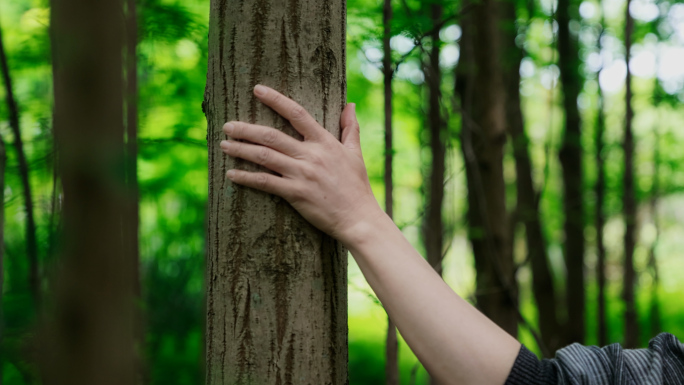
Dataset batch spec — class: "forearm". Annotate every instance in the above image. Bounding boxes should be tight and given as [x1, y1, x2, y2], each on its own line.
[342, 211, 521, 385]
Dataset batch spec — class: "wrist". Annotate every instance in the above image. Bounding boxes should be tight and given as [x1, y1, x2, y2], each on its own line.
[336, 205, 395, 250]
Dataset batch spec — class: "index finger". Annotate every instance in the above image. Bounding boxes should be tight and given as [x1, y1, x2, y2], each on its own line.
[253, 84, 325, 141]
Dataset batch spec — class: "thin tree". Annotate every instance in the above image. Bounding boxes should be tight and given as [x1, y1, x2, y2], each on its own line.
[383, 0, 400, 383]
[623, 0, 639, 349]
[457, 0, 518, 337]
[594, 15, 608, 347]
[557, 0, 586, 345]
[44, 0, 137, 384]
[0, 20, 40, 305]
[647, 103, 661, 339]
[0, 104, 5, 385]
[422, 2, 446, 283]
[501, 1, 560, 355]
[125, 0, 143, 377]
[203, 1, 348, 383]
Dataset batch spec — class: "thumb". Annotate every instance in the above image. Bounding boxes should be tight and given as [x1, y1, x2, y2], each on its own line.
[340, 103, 361, 155]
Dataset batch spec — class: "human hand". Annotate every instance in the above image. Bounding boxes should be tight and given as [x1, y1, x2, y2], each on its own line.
[219, 85, 384, 245]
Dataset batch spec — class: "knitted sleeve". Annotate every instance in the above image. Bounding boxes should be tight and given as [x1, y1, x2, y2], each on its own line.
[505, 333, 684, 385]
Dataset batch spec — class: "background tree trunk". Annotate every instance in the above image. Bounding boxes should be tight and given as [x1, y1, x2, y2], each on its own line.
[556, 0, 586, 345]
[0, 22, 40, 306]
[648, 108, 661, 339]
[383, 0, 399, 384]
[423, 4, 446, 279]
[457, 0, 518, 338]
[501, 2, 559, 355]
[125, 0, 143, 378]
[0, 120, 5, 385]
[623, 0, 639, 348]
[44, 0, 137, 384]
[203, 1, 348, 383]
[595, 20, 608, 347]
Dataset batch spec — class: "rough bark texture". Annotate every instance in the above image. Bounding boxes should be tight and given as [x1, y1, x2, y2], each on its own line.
[457, 0, 518, 337]
[557, 0, 585, 345]
[594, 24, 608, 347]
[501, 3, 559, 355]
[423, 4, 445, 278]
[203, 1, 348, 384]
[0, 22, 40, 306]
[623, 0, 639, 349]
[383, 0, 399, 383]
[45, 0, 136, 384]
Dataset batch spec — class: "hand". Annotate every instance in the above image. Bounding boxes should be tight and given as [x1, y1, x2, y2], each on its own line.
[219, 84, 384, 245]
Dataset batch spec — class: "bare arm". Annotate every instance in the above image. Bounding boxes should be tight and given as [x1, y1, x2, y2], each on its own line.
[218, 84, 521, 385]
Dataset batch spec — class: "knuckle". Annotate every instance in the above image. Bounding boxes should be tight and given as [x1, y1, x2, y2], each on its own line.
[232, 123, 244, 137]
[301, 165, 317, 180]
[256, 147, 271, 164]
[255, 174, 269, 189]
[263, 129, 278, 146]
[290, 105, 306, 121]
[270, 92, 282, 105]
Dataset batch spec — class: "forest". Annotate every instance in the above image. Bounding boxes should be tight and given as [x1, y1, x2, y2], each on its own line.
[0, 0, 683, 383]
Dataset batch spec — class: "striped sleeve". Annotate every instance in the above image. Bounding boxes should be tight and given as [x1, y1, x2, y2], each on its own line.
[505, 333, 684, 385]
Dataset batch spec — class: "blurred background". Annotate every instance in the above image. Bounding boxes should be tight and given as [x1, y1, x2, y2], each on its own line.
[0, 0, 683, 383]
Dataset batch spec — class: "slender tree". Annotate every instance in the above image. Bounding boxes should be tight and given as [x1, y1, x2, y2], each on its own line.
[0, 21, 40, 305]
[623, 0, 639, 349]
[647, 103, 661, 340]
[382, 0, 400, 384]
[457, 0, 518, 337]
[125, 0, 143, 378]
[44, 0, 137, 384]
[203, 1, 348, 383]
[557, 0, 585, 345]
[0, 107, 5, 385]
[501, 1, 560, 355]
[423, 3, 446, 282]
[594, 17, 608, 347]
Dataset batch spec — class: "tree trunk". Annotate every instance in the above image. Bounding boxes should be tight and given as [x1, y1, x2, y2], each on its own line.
[383, 0, 399, 384]
[0, 120, 5, 385]
[0, 21, 40, 306]
[423, 4, 446, 280]
[623, 0, 639, 348]
[557, 0, 585, 345]
[595, 22, 608, 348]
[648, 107, 661, 339]
[203, 1, 348, 384]
[501, 3, 559, 355]
[125, 0, 143, 378]
[44, 0, 137, 384]
[457, 0, 518, 337]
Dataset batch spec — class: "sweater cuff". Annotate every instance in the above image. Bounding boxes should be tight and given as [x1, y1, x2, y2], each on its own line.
[504, 344, 558, 385]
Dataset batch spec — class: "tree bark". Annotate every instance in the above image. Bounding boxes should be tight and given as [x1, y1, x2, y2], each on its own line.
[203, 1, 348, 384]
[623, 0, 639, 348]
[44, 0, 137, 384]
[501, 3, 560, 355]
[557, 0, 585, 345]
[595, 22, 608, 348]
[0, 21, 40, 306]
[457, 0, 518, 337]
[383, 0, 399, 384]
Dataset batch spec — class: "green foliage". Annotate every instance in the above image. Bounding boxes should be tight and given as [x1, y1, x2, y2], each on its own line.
[0, 0, 683, 383]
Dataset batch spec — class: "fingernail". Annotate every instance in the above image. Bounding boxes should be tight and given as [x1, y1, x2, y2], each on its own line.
[223, 122, 235, 134]
[220, 140, 231, 150]
[350, 103, 356, 112]
[226, 170, 236, 179]
[254, 84, 267, 96]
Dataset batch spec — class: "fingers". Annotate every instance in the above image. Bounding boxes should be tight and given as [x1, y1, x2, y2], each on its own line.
[223, 121, 302, 157]
[340, 103, 361, 156]
[226, 170, 295, 199]
[220, 140, 299, 176]
[253, 84, 324, 141]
